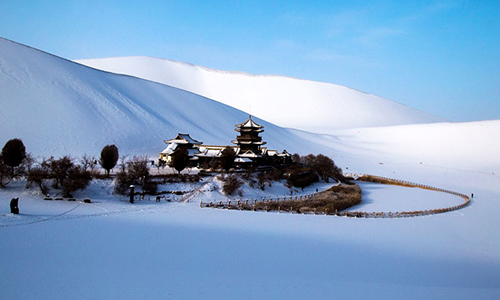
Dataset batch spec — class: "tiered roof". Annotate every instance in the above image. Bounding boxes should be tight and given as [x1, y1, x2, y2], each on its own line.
[232, 116, 266, 152]
[164, 133, 202, 145]
[160, 116, 290, 166]
[235, 115, 264, 133]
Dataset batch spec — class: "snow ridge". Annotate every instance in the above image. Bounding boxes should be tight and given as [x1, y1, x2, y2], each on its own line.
[76, 56, 445, 133]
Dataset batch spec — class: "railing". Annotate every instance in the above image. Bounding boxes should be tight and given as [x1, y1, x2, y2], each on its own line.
[199, 174, 471, 218]
[339, 174, 470, 218]
[199, 193, 319, 210]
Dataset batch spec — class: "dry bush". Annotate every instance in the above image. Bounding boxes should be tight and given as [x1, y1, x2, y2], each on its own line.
[357, 175, 418, 188]
[237, 184, 361, 213]
[114, 156, 156, 195]
[222, 174, 243, 195]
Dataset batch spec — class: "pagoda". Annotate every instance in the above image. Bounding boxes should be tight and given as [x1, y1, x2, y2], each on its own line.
[232, 115, 266, 155]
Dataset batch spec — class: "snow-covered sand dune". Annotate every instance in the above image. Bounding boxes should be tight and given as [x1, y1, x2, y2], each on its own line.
[3, 37, 497, 176]
[327, 119, 500, 174]
[1, 37, 500, 299]
[76, 56, 445, 133]
[0, 37, 300, 158]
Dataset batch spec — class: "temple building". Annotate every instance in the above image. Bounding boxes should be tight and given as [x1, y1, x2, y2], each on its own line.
[159, 133, 202, 163]
[160, 115, 291, 168]
[232, 116, 266, 154]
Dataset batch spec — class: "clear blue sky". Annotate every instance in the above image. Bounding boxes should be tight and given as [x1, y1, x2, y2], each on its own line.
[1, 0, 499, 122]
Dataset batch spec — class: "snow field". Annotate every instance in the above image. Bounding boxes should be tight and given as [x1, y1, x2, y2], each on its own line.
[1, 165, 499, 300]
[0, 37, 499, 299]
[351, 182, 464, 212]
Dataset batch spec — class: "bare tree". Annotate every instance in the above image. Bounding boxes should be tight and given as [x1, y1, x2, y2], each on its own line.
[23, 152, 37, 173]
[81, 153, 97, 173]
[313, 154, 337, 183]
[27, 167, 49, 195]
[114, 156, 156, 195]
[43, 156, 73, 189]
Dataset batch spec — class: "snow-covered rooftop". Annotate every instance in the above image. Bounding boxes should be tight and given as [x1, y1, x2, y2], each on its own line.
[236, 115, 264, 129]
[165, 133, 203, 145]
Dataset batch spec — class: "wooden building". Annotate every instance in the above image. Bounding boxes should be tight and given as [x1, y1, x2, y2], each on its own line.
[160, 116, 291, 168]
[232, 115, 266, 154]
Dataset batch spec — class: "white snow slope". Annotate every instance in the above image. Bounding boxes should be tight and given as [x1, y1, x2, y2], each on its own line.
[0, 37, 301, 158]
[76, 56, 445, 133]
[1, 37, 500, 300]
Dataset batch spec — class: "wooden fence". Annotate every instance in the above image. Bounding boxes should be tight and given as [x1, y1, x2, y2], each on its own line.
[199, 174, 471, 218]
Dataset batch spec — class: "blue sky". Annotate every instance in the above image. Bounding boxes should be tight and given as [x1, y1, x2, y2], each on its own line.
[1, 0, 499, 122]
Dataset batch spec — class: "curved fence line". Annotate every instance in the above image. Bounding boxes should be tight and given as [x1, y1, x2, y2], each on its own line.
[199, 174, 470, 218]
[199, 192, 319, 209]
[339, 174, 470, 218]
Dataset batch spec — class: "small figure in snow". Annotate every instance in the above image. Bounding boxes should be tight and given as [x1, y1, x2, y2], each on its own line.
[10, 198, 19, 214]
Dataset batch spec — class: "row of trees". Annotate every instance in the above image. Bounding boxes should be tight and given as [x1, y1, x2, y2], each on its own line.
[292, 153, 344, 183]
[0, 139, 121, 197]
[1, 137, 345, 198]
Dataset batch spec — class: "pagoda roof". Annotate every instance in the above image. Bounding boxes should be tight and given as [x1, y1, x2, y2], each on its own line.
[164, 133, 202, 145]
[234, 157, 253, 163]
[235, 127, 264, 133]
[232, 140, 266, 145]
[161, 143, 178, 154]
[279, 150, 291, 157]
[265, 149, 279, 156]
[235, 115, 264, 129]
[238, 150, 261, 158]
[196, 148, 222, 158]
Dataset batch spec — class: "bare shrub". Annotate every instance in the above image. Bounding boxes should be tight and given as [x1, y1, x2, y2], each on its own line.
[286, 170, 319, 190]
[295, 153, 347, 183]
[27, 167, 49, 195]
[23, 152, 37, 173]
[114, 156, 156, 195]
[43, 156, 74, 189]
[61, 166, 92, 197]
[257, 172, 270, 190]
[222, 174, 243, 195]
[238, 185, 361, 213]
[114, 170, 130, 195]
[32, 156, 91, 197]
[81, 153, 98, 175]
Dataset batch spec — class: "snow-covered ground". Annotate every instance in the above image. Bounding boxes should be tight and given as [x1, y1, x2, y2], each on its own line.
[1, 166, 499, 300]
[1, 37, 499, 299]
